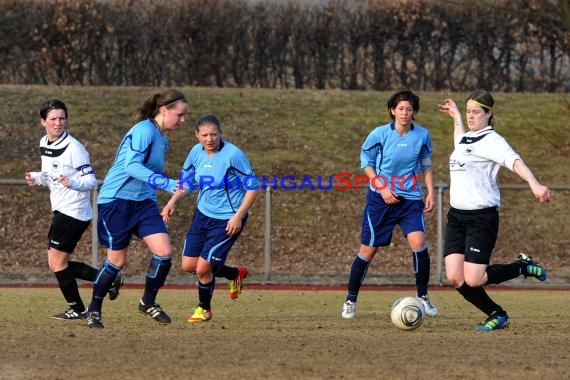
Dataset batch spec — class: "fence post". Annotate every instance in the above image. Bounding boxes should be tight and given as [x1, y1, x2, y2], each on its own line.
[435, 183, 445, 285]
[91, 186, 99, 268]
[264, 185, 272, 281]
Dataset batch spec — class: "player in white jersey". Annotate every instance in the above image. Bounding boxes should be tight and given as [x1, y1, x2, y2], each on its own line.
[25, 99, 122, 320]
[438, 90, 551, 332]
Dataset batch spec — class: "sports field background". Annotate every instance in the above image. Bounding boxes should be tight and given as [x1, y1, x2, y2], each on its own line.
[1, 86, 569, 287]
[0, 286, 568, 379]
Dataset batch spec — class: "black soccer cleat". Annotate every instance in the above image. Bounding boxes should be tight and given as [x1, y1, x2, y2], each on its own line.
[86, 311, 104, 329]
[51, 308, 87, 320]
[108, 274, 124, 301]
[138, 300, 172, 324]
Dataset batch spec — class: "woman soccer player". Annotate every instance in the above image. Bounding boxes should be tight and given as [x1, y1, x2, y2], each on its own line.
[26, 99, 122, 320]
[161, 114, 259, 323]
[438, 90, 551, 332]
[341, 90, 438, 319]
[85, 89, 188, 328]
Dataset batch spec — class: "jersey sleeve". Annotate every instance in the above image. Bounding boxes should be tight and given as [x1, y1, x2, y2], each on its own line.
[125, 123, 177, 192]
[179, 147, 199, 191]
[231, 149, 259, 189]
[360, 128, 382, 170]
[482, 134, 521, 171]
[68, 143, 97, 192]
[420, 131, 433, 172]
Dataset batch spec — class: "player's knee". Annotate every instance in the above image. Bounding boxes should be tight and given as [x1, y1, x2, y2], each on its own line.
[181, 260, 196, 273]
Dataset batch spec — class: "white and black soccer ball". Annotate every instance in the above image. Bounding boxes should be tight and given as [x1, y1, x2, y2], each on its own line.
[390, 296, 424, 331]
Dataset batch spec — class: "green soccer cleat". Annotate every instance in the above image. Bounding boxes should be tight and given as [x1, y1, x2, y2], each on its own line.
[515, 253, 547, 281]
[475, 312, 509, 332]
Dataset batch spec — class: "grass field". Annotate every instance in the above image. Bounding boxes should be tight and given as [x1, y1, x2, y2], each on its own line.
[0, 286, 568, 379]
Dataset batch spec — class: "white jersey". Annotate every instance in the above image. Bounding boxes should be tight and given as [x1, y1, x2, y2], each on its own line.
[449, 126, 520, 210]
[28, 131, 97, 221]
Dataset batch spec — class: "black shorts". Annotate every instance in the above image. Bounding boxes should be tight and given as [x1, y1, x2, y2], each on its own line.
[48, 211, 91, 254]
[443, 207, 499, 265]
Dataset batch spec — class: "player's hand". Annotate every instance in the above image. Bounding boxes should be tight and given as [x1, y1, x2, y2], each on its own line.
[424, 194, 435, 212]
[532, 184, 551, 204]
[58, 174, 70, 187]
[161, 204, 175, 222]
[24, 172, 35, 186]
[380, 189, 401, 205]
[226, 215, 243, 236]
[438, 98, 460, 119]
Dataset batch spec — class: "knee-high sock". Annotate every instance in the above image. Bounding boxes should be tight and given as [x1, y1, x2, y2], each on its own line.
[456, 283, 505, 317]
[142, 255, 172, 305]
[212, 264, 238, 280]
[485, 263, 521, 285]
[89, 259, 121, 312]
[54, 267, 85, 312]
[68, 261, 98, 282]
[198, 279, 215, 310]
[412, 247, 430, 297]
[346, 252, 371, 302]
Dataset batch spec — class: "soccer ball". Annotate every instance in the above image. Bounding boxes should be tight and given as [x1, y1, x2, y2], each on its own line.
[390, 296, 424, 331]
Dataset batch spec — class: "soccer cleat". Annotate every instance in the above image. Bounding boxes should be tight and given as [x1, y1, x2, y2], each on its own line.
[417, 295, 439, 317]
[138, 300, 172, 324]
[51, 308, 87, 320]
[475, 312, 509, 332]
[108, 274, 124, 301]
[515, 252, 547, 281]
[341, 300, 357, 319]
[187, 306, 213, 323]
[229, 266, 248, 300]
[86, 311, 104, 329]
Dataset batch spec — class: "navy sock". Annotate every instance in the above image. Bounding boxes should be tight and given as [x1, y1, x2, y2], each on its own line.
[54, 267, 85, 312]
[486, 263, 521, 285]
[68, 261, 98, 282]
[212, 264, 238, 280]
[142, 255, 172, 305]
[345, 252, 371, 302]
[412, 247, 430, 297]
[88, 260, 121, 312]
[456, 283, 504, 317]
[198, 279, 215, 310]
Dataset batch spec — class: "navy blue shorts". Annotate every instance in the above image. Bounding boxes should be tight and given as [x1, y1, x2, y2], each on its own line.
[48, 211, 91, 253]
[182, 209, 248, 265]
[97, 199, 167, 250]
[361, 190, 425, 247]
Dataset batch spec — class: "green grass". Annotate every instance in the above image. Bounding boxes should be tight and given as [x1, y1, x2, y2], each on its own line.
[1, 85, 569, 283]
[0, 287, 568, 379]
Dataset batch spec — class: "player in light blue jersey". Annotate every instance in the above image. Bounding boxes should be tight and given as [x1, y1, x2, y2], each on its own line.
[85, 89, 189, 329]
[162, 114, 260, 323]
[342, 90, 439, 319]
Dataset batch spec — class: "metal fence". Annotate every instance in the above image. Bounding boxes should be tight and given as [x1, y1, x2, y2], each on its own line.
[2, 179, 568, 284]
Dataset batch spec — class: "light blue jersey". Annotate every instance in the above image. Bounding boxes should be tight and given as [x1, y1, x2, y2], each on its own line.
[180, 140, 258, 219]
[98, 119, 176, 204]
[360, 123, 432, 200]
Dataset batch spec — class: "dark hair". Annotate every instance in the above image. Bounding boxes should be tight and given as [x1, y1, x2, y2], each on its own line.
[39, 99, 68, 120]
[195, 114, 221, 132]
[387, 90, 420, 120]
[135, 89, 188, 122]
[467, 89, 495, 126]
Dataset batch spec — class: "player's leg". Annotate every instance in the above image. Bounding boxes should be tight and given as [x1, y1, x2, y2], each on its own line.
[188, 257, 215, 323]
[188, 214, 244, 322]
[139, 232, 172, 324]
[86, 200, 131, 328]
[342, 190, 393, 319]
[342, 245, 377, 319]
[47, 212, 91, 319]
